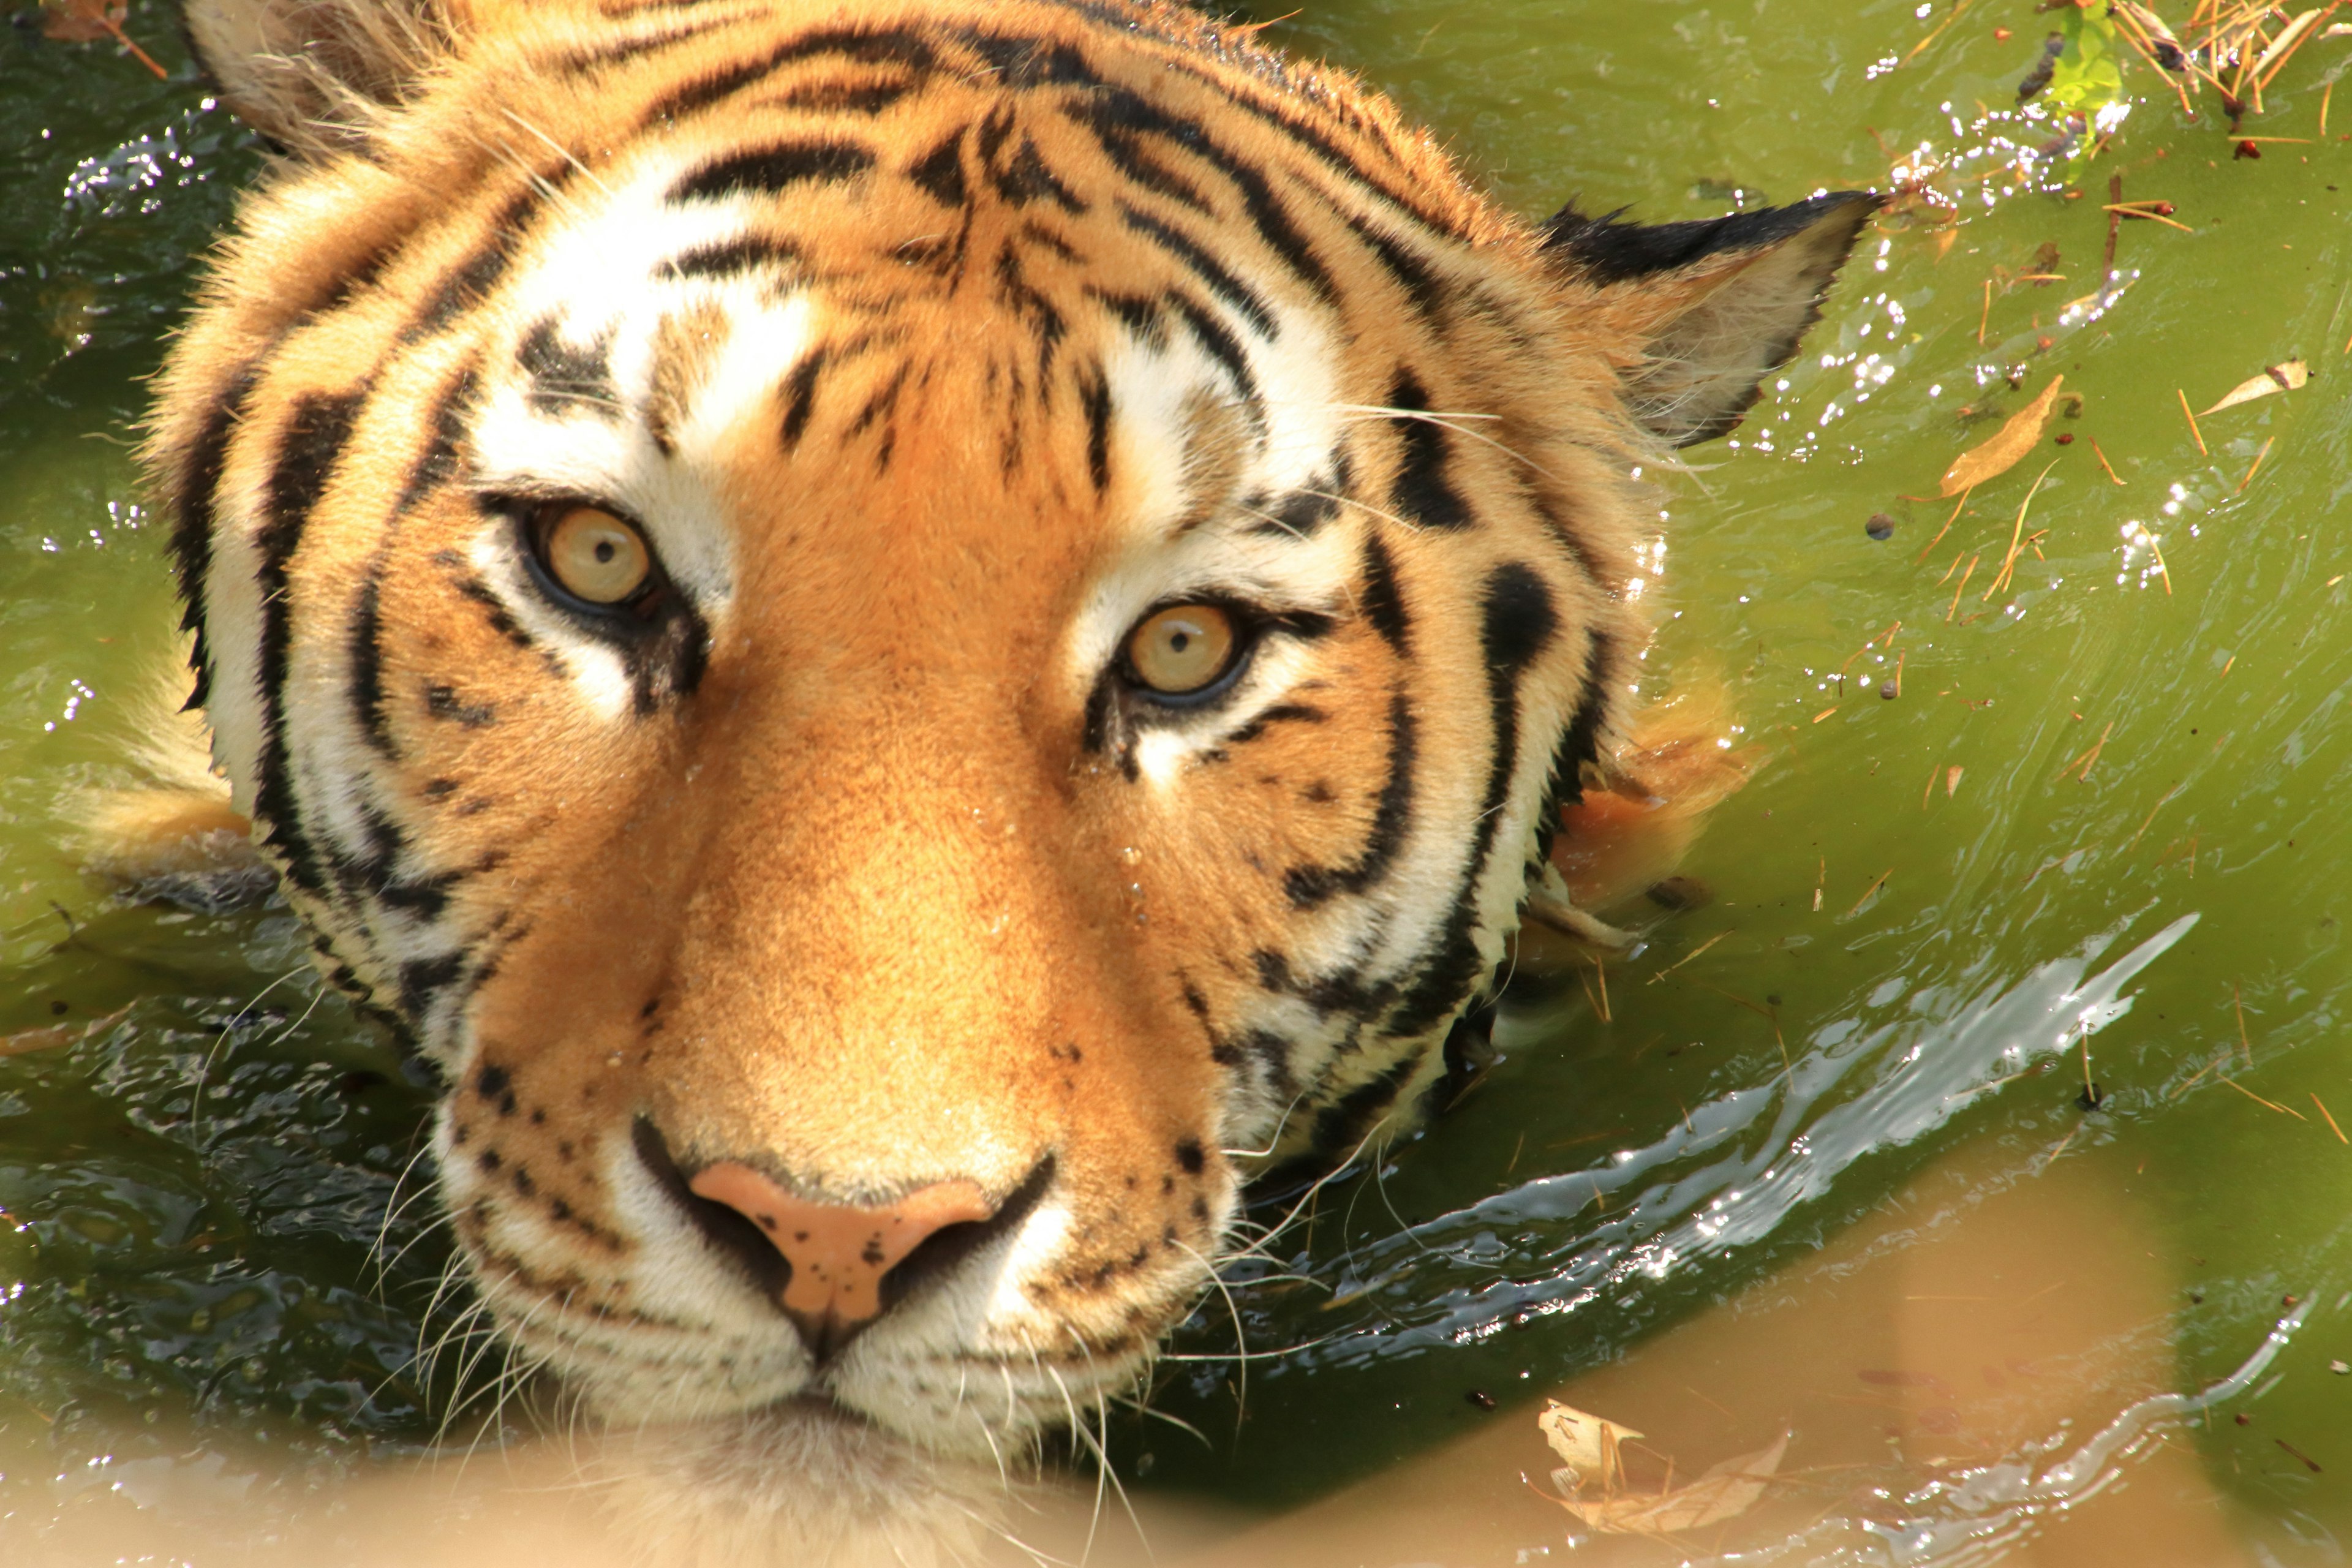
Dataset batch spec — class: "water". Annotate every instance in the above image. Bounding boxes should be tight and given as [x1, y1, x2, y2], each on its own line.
[2, 2, 2349, 1561]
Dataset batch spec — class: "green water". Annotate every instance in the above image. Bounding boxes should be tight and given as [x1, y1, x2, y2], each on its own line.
[2, 0, 2349, 1558]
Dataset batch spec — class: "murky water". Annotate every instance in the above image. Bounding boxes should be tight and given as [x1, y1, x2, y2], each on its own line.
[4, 1, 2350, 1562]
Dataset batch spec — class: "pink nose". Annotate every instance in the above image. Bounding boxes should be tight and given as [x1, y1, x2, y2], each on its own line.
[688, 1163, 993, 1354]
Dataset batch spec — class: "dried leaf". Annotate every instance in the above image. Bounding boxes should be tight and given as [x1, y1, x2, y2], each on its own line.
[1537, 1400, 1643, 1487]
[1542, 1433, 1792, 1536]
[40, 0, 126, 43]
[2201, 360, 2309, 415]
[1, 1006, 129, 1059]
[1940, 375, 2066, 496]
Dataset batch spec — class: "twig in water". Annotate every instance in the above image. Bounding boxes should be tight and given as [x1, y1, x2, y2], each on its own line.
[2091, 437, 2127, 485]
[2219, 1076, 2305, 1119]
[2177, 389, 2207, 456]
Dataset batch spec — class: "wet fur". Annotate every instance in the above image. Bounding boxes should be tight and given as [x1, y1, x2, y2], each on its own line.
[134, 0, 1872, 1553]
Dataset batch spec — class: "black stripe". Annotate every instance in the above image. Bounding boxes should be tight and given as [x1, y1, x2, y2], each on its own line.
[993, 244, 1066, 382]
[409, 187, 540, 342]
[992, 136, 1087, 214]
[1381, 567, 1561, 1039]
[668, 140, 875, 203]
[1155, 57, 1464, 237]
[1305, 1052, 1422, 1164]
[1068, 89, 1335, 306]
[641, 25, 942, 125]
[780, 347, 827, 447]
[1080, 364, 1112, 492]
[1359, 532, 1411, 652]
[656, 233, 802, 280]
[1085, 287, 1167, 350]
[350, 363, 481, 760]
[516, 317, 618, 417]
[1085, 122, 1215, 215]
[548, 13, 740, 77]
[1385, 373, 1471, 530]
[1117, 203, 1275, 339]
[1252, 948, 1392, 1017]
[1540, 632, 1613, 835]
[777, 75, 918, 114]
[1225, 701, 1327, 747]
[255, 389, 369, 894]
[1258, 487, 1337, 538]
[1166, 291, 1260, 410]
[958, 28, 1094, 88]
[398, 950, 466, 1019]
[1282, 692, 1413, 909]
[169, 363, 262, 712]
[906, 130, 968, 206]
[1344, 213, 1445, 317]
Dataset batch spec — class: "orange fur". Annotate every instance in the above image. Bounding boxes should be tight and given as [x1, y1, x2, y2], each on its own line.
[146, 0, 1871, 1512]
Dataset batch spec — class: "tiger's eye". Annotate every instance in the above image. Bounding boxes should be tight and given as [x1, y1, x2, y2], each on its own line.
[543, 507, 651, 605]
[1126, 604, 1237, 695]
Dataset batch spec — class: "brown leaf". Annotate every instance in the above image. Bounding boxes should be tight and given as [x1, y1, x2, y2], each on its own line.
[1940, 375, 2066, 496]
[1, 1006, 130, 1059]
[40, 0, 126, 43]
[1540, 1432, 1792, 1536]
[2201, 360, 2309, 416]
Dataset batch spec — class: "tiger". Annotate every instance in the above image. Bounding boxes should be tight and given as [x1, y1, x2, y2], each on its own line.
[136, 0, 1872, 1553]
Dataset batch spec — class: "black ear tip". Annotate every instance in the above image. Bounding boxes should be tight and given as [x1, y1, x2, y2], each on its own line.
[1541, 187, 1882, 283]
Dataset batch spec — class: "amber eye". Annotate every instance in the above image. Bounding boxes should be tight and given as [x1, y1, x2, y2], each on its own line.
[541, 505, 652, 605]
[1125, 603, 1239, 696]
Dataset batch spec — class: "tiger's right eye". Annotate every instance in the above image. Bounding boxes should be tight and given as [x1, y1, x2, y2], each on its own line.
[541, 506, 652, 605]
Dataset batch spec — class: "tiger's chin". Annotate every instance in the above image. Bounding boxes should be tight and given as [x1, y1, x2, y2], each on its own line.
[581, 1400, 1028, 1568]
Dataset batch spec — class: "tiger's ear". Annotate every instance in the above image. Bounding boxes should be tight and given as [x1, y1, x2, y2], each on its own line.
[183, 0, 451, 156]
[1544, 192, 1880, 448]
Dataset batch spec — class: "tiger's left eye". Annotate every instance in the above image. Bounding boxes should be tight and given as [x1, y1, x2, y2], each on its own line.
[1126, 604, 1238, 696]
[541, 505, 651, 605]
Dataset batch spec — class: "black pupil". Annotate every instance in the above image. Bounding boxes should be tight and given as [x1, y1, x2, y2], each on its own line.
[594, 539, 616, 564]
[1168, 628, 1192, 653]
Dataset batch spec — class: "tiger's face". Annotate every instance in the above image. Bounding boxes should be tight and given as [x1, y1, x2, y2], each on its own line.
[154, 0, 1870, 1457]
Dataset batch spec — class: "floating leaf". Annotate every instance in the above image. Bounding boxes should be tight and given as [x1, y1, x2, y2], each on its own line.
[39, 0, 125, 43]
[2201, 360, 2309, 415]
[1, 1006, 129, 1059]
[1540, 1433, 1792, 1536]
[1940, 375, 2066, 496]
[1537, 1400, 1643, 1489]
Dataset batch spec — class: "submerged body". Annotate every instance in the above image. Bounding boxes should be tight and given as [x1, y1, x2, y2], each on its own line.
[143, 0, 1869, 1550]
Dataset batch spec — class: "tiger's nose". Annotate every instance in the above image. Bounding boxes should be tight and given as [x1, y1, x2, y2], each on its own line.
[688, 1162, 994, 1357]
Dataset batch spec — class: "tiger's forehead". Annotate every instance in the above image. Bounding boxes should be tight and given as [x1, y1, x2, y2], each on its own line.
[454, 83, 1393, 654]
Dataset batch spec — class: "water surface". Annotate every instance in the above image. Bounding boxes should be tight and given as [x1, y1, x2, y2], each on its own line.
[2, 2, 2348, 1560]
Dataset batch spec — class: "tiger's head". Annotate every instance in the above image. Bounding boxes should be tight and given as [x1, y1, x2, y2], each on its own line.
[151, 0, 1871, 1460]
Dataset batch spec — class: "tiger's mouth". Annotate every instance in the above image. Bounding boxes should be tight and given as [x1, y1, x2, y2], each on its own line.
[444, 1093, 1163, 1458]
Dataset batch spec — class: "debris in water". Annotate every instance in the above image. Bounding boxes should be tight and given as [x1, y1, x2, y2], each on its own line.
[1533, 1400, 1790, 1537]
[1940, 375, 2066, 496]
[2177, 390, 2207, 456]
[1537, 1400, 1643, 1488]
[2275, 1438, 2323, 1474]
[2017, 31, 2065, 100]
[1866, 513, 1896, 540]
[2202, 360, 2308, 415]
[2090, 436, 2127, 485]
[1, 1006, 130, 1059]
